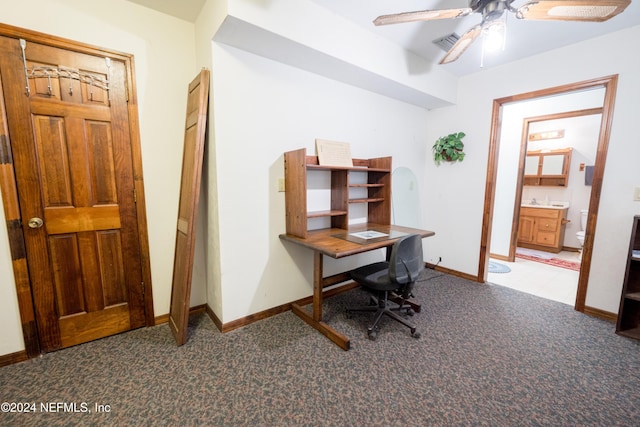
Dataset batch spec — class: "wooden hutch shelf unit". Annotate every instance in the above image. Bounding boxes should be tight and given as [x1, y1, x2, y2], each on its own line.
[284, 148, 391, 237]
[616, 215, 640, 341]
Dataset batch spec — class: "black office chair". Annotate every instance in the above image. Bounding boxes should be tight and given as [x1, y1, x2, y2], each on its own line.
[347, 234, 424, 340]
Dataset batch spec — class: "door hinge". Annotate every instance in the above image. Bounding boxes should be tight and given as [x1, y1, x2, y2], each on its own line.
[141, 281, 145, 296]
[134, 188, 137, 203]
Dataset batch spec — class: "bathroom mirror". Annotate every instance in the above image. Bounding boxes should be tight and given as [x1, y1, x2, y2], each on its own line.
[524, 155, 540, 175]
[523, 148, 572, 187]
[541, 154, 565, 175]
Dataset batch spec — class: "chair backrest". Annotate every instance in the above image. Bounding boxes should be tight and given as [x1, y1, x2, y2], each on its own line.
[389, 234, 424, 285]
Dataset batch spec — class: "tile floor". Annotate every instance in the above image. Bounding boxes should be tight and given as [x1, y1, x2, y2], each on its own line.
[487, 250, 580, 306]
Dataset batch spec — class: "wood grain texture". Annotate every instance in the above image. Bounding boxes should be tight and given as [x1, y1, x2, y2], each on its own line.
[0, 26, 152, 354]
[168, 69, 210, 346]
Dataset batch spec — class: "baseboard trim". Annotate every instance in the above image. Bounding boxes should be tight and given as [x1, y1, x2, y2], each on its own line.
[152, 282, 360, 335]
[0, 292, 619, 366]
[154, 280, 618, 334]
[206, 281, 360, 334]
[583, 305, 617, 323]
[427, 264, 481, 283]
[154, 304, 207, 326]
[0, 350, 28, 368]
[489, 253, 511, 262]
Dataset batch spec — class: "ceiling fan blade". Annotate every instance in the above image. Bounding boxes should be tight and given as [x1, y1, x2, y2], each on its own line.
[439, 25, 482, 64]
[374, 8, 472, 26]
[517, 0, 631, 22]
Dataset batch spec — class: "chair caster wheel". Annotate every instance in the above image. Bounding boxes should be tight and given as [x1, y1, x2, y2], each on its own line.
[411, 331, 421, 339]
[367, 330, 377, 341]
[406, 308, 415, 316]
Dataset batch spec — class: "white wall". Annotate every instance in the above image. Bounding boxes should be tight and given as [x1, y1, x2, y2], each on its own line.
[0, 0, 198, 355]
[210, 43, 430, 322]
[425, 26, 640, 313]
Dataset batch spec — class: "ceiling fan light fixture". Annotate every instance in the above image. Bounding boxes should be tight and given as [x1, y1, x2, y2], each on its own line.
[377, 0, 631, 65]
[482, 19, 506, 52]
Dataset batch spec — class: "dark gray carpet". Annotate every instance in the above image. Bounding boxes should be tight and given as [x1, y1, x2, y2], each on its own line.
[1, 270, 639, 426]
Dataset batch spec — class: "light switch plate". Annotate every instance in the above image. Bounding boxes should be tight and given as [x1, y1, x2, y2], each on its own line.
[278, 178, 286, 192]
[634, 187, 640, 201]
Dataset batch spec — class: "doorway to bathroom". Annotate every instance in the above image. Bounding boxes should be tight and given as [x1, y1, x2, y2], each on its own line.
[479, 75, 619, 314]
[488, 106, 602, 306]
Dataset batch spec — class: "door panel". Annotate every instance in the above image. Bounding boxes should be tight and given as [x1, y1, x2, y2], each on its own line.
[169, 69, 210, 346]
[0, 36, 145, 352]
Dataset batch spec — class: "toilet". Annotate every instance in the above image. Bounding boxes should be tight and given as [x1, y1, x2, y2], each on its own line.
[576, 209, 588, 261]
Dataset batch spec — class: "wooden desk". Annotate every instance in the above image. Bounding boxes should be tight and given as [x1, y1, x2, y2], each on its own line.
[279, 223, 435, 350]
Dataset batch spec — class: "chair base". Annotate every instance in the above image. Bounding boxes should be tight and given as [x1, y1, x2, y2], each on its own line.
[346, 292, 421, 340]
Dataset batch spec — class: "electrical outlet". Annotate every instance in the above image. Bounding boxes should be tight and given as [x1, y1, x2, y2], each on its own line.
[278, 178, 286, 192]
[634, 187, 640, 201]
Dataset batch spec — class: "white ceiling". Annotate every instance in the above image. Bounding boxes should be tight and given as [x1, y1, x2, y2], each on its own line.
[309, 0, 640, 76]
[126, 0, 207, 22]
[128, 0, 640, 76]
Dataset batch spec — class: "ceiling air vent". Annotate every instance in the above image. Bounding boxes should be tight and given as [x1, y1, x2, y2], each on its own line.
[432, 33, 460, 51]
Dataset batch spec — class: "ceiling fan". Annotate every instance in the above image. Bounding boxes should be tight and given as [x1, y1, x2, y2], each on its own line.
[373, 0, 631, 64]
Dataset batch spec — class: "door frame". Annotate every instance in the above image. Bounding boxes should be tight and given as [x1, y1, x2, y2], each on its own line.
[478, 75, 619, 313]
[0, 24, 155, 357]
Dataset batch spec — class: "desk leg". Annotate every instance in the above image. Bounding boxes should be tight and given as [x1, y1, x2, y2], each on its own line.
[313, 251, 323, 321]
[290, 251, 351, 351]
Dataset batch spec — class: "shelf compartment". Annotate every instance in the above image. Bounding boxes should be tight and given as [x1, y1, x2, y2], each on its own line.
[285, 148, 391, 238]
[617, 220, 640, 341]
[348, 198, 384, 204]
[305, 155, 390, 173]
[307, 210, 348, 218]
[349, 183, 384, 188]
[624, 292, 640, 302]
[616, 326, 640, 340]
[617, 297, 640, 334]
[307, 164, 390, 173]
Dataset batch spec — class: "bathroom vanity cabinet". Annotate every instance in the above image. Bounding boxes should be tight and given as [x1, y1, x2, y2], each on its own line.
[616, 215, 640, 341]
[517, 206, 569, 253]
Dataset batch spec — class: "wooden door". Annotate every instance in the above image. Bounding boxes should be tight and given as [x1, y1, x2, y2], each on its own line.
[0, 36, 147, 352]
[169, 69, 210, 346]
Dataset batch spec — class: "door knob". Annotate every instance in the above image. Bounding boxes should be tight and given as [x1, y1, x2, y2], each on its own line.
[27, 217, 43, 228]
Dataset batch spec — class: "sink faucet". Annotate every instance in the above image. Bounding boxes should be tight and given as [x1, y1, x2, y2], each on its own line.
[531, 198, 537, 205]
